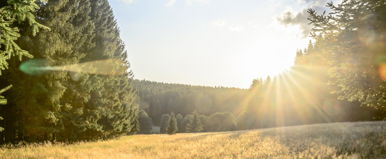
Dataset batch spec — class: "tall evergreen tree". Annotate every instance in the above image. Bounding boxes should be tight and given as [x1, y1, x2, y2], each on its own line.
[0, 0, 47, 133]
[176, 113, 183, 132]
[2, 0, 139, 142]
[83, 0, 139, 139]
[4, 0, 97, 142]
[186, 112, 203, 132]
[182, 114, 193, 132]
[307, 0, 386, 112]
[206, 112, 237, 131]
[167, 112, 177, 135]
[160, 114, 170, 134]
[139, 110, 153, 134]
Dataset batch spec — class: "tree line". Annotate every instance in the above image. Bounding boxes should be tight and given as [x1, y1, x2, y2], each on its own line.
[139, 111, 237, 134]
[135, 77, 384, 134]
[133, 80, 246, 126]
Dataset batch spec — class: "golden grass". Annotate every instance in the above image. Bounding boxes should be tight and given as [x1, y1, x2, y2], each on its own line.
[1, 121, 385, 159]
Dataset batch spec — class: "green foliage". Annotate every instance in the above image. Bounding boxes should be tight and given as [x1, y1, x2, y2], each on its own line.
[0, 0, 138, 142]
[186, 112, 203, 132]
[139, 110, 153, 134]
[0, 0, 48, 133]
[0, 85, 11, 105]
[0, 85, 12, 132]
[176, 113, 183, 132]
[237, 110, 259, 130]
[6, 0, 98, 141]
[307, 0, 386, 111]
[167, 112, 178, 135]
[0, 0, 49, 75]
[133, 80, 247, 125]
[160, 114, 170, 134]
[135, 75, 384, 132]
[206, 112, 237, 132]
[182, 114, 193, 132]
[86, 0, 139, 138]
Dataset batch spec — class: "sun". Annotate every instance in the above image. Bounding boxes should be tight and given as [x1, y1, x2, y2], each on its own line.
[248, 26, 307, 79]
[238, 40, 298, 80]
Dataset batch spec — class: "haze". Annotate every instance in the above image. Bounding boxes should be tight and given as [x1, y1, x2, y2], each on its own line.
[109, 0, 313, 88]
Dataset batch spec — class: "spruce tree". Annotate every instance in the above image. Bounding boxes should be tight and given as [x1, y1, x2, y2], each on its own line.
[192, 113, 203, 132]
[207, 112, 237, 131]
[183, 114, 193, 132]
[1, 0, 139, 142]
[5, 0, 96, 141]
[56, 0, 98, 141]
[85, 0, 139, 138]
[139, 110, 153, 134]
[160, 114, 170, 133]
[186, 112, 203, 132]
[176, 113, 183, 132]
[307, 0, 386, 111]
[0, 0, 47, 133]
[167, 112, 177, 135]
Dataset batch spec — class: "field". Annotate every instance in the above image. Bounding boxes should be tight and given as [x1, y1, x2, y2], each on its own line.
[0, 121, 385, 159]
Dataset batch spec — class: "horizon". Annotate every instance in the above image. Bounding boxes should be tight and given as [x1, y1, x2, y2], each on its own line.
[133, 78, 249, 89]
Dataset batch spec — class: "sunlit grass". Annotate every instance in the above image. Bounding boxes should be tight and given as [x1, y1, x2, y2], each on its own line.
[0, 121, 385, 159]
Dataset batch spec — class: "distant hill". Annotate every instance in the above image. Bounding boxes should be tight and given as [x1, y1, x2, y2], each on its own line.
[132, 79, 247, 125]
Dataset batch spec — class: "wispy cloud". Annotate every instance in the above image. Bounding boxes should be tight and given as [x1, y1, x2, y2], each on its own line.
[277, 9, 311, 37]
[277, 0, 340, 37]
[165, 0, 177, 7]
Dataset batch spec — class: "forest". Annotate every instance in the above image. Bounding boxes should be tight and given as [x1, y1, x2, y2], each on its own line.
[0, 0, 385, 145]
[0, 0, 138, 143]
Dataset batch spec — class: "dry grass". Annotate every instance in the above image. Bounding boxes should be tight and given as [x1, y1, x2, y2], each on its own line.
[1, 121, 385, 159]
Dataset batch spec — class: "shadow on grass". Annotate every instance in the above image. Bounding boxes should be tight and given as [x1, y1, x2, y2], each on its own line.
[256, 121, 386, 158]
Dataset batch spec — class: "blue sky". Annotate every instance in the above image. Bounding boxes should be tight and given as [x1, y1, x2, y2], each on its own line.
[108, 0, 319, 88]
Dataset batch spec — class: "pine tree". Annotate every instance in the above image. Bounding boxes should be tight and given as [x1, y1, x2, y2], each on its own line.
[307, 0, 386, 111]
[167, 112, 178, 135]
[139, 110, 153, 134]
[1, 0, 96, 142]
[160, 114, 170, 133]
[0, 0, 48, 74]
[176, 113, 183, 132]
[2, 0, 140, 142]
[186, 112, 203, 132]
[182, 114, 193, 132]
[0, 85, 12, 132]
[207, 112, 237, 131]
[55, 0, 98, 141]
[0, 0, 47, 133]
[83, 0, 139, 139]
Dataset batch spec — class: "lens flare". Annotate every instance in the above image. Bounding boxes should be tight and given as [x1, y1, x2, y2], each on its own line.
[377, 55, 386, 81]
[19, 59, 49, 75]
[20, 59, 128, 75]
[379, 64, 386, 81]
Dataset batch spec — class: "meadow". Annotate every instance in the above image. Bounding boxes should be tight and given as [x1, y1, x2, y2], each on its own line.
[0, 121, 385, 159]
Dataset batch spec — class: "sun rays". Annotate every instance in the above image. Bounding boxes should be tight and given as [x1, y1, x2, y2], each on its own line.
[237, 64, 336, 127]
